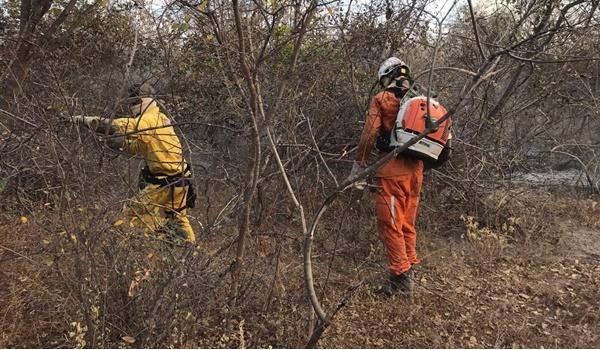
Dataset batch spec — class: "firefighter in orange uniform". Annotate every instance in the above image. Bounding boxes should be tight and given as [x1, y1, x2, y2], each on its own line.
[348, 57, 422, 296]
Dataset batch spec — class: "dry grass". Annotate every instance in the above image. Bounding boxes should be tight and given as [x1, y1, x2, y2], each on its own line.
[1, 185, 599, 348]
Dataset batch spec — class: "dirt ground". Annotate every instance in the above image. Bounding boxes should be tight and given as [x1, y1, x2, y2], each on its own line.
[318, 192, 600, 348]
[1, 186, 599, 348]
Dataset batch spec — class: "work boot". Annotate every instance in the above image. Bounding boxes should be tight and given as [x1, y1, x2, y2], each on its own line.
[157, 220, 189, 245]
[378, 271, 414, 297]
[391, 271, 414, 295]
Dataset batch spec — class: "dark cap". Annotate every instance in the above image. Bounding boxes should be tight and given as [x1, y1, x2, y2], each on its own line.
[128, 82, 156, 100]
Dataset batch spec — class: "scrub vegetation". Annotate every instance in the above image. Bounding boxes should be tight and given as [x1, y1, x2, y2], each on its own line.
[1, 0, 599, 347]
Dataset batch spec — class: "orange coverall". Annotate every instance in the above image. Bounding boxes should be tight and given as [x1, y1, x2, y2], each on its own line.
[355, 90, 423, 276]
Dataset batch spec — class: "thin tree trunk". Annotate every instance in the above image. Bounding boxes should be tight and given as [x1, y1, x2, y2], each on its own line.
[230, 0, 262, 304]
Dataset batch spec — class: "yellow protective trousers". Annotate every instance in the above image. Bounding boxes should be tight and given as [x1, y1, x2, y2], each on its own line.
[126, 182, 195, 242]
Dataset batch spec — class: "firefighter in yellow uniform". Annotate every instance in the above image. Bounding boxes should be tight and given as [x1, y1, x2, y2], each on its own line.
[71, 83, 196, 242]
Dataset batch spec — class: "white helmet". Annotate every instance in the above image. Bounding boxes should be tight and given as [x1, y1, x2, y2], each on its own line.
[377, 57, 410, 88]
[378, 57, 410, 83]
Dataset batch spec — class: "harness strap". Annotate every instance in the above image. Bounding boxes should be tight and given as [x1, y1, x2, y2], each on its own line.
[141, 164, 192, 187]
[140, 163, 197, 211]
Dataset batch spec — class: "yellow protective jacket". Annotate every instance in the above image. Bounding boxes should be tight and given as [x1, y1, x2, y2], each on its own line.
[112, 99, 185, 176]
[112, 99, 195, 242]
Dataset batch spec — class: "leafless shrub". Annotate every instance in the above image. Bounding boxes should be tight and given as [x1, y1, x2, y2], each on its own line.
[1, 0, 599, 347]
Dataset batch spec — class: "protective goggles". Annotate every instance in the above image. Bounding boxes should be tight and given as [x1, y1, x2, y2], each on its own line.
[391, 65, 410, 78]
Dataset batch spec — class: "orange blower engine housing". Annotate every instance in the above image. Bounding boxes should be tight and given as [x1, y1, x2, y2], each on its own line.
[390, 96, 452, 162]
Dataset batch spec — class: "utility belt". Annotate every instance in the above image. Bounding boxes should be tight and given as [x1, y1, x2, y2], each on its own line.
[139, 164, 197, 211]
